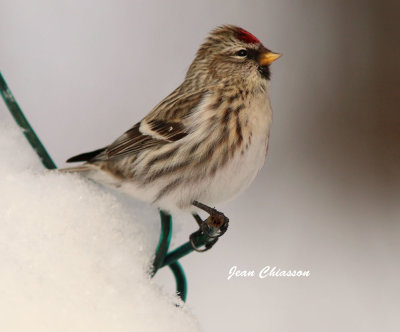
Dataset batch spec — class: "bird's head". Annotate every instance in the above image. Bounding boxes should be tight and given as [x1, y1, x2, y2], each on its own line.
[186, 25, 281, 85]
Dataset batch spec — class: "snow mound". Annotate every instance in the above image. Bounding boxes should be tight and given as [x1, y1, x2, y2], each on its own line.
[0, 112, 200, 332]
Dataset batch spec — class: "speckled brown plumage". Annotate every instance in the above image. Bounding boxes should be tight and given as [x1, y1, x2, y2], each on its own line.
[63, 25, 281, 213]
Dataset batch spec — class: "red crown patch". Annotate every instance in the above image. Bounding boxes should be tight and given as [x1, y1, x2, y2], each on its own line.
[235, 28, 260, 44]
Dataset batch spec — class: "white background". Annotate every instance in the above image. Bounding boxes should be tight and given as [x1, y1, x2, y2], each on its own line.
[1, 1, 399, 331]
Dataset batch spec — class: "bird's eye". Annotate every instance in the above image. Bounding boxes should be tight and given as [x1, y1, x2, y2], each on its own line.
[236, 49, 248, 57]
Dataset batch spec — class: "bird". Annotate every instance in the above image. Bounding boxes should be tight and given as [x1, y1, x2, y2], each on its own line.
[63, 25, 281, 237]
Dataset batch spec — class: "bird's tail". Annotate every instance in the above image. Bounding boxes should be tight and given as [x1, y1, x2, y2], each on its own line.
[58, 164, 96, 174]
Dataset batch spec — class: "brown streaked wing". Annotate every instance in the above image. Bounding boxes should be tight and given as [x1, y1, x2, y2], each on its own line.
[104, 89, 207, 159]
[105, 123, 164, 158]
[144, 89, 207, 122]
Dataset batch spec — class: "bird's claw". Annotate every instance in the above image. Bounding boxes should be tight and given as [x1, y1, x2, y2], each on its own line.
[201, 211, 229, 238]
[189, 202, 229, 252]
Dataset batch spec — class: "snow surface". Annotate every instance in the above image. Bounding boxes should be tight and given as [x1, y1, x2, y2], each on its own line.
[0, 110, 201, 331]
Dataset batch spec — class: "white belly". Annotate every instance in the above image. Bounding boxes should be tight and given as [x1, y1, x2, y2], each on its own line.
[198, 99, 271, 206]
[202, 135, 268, 205]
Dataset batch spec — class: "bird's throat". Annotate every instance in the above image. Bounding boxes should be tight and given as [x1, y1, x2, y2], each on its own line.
[258, 65, 271, 80]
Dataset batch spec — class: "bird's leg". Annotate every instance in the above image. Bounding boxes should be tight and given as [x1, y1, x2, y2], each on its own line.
[189, 200, 229, 252]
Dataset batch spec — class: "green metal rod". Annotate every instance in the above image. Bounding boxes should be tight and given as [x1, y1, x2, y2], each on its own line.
[151, 211, 172, 276]
[161, 233, 212, 267]
[0, 72, 57, 170]
[152, 211, 189, 302]
[168, 262, 187, 302]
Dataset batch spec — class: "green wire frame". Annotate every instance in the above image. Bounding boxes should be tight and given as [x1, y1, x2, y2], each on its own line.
[0, 72, 215, 302]
[0, 73, 57, 170]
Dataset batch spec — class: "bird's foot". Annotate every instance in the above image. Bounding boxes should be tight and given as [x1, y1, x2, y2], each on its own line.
[189, 200, 229, 252]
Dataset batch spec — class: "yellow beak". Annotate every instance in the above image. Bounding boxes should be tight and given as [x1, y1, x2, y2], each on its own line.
[258, 52, 282, 66]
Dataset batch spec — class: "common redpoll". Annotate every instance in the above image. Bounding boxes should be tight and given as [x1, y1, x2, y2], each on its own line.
[64, 25, 281, 218]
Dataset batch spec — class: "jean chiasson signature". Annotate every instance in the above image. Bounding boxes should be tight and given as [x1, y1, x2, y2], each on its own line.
[227, 266, 311, 280]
